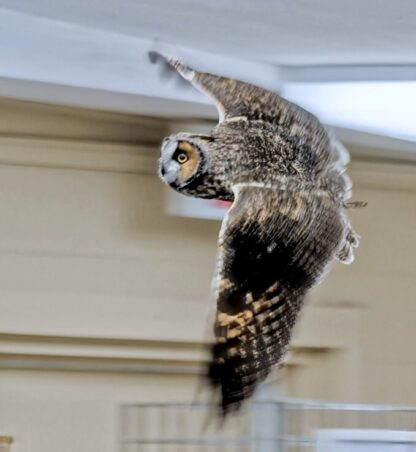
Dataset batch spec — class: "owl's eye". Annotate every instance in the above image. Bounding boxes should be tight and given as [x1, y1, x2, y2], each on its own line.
[176, 152, 188, 164]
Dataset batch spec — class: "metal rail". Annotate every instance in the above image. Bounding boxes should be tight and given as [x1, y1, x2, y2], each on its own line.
[120, 400, 416, 451]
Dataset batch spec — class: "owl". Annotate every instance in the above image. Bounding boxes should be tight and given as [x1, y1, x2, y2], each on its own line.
[154, 53, 365, 416]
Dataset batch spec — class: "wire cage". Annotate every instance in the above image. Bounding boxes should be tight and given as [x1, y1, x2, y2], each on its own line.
[120, 400, 416, 451]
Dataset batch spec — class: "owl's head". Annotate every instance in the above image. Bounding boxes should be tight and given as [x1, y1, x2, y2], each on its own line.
[159, 133, 211, 190]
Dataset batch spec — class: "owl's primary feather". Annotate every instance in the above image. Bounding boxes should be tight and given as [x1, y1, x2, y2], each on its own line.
[154, 53, 365, 415]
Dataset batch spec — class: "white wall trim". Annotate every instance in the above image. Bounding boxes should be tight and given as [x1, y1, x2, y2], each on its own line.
[0, 333, 206, 374]
[0, 332, 330, 374]
[0, 135, 415, 192]
[350, 160, 416, 192]
[0, 136, 157, 175]
[0, 304, 357, 374]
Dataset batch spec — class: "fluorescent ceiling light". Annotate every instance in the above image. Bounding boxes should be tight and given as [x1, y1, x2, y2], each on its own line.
[283, 82, 416, 142]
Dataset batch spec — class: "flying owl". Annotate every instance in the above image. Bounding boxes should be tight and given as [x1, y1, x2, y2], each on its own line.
[154, 53, 365, 415]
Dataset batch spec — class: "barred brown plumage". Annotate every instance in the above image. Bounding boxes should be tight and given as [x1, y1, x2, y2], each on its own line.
[154, 53, 365, 416]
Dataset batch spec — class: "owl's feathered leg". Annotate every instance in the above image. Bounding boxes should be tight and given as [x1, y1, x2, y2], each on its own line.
[337, 226, 360, 264]
[337, 201, 366, 264]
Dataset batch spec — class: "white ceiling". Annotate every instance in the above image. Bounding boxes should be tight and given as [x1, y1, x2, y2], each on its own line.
[1, 1, 416, 152]
[2, 0, 416, 65]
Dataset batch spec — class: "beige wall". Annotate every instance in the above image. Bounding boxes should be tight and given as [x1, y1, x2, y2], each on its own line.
[0, 370, 198, 452]
[0, 99, 415, 451]
[297, 168, 416, 405]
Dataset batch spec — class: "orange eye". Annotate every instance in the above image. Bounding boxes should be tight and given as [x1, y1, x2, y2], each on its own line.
[176, 152, 188, 164]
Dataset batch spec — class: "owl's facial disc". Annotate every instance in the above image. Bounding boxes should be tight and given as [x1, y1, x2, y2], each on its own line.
[159, 139, 202, 187]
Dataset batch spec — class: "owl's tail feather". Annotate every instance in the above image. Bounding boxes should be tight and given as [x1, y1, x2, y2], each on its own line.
[344, 201, 367, 209]
[208, 287, 305, 417]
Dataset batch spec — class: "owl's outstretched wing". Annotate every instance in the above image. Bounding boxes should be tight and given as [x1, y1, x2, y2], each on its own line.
[150, 52, 350, 178]
[209, 184, 345, 415]
[151, 52, 318, 124]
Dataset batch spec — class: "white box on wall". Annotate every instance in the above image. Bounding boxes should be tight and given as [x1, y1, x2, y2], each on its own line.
[165, 188, 231, 220]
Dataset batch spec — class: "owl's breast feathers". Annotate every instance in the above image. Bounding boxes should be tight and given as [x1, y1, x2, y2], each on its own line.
[209, 118, 350, 205]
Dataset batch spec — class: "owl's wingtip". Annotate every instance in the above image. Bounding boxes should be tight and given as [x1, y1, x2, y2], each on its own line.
[149, 51, 195, 80]
[148, 50, 178, 68]
[168, 59, 195, 80]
